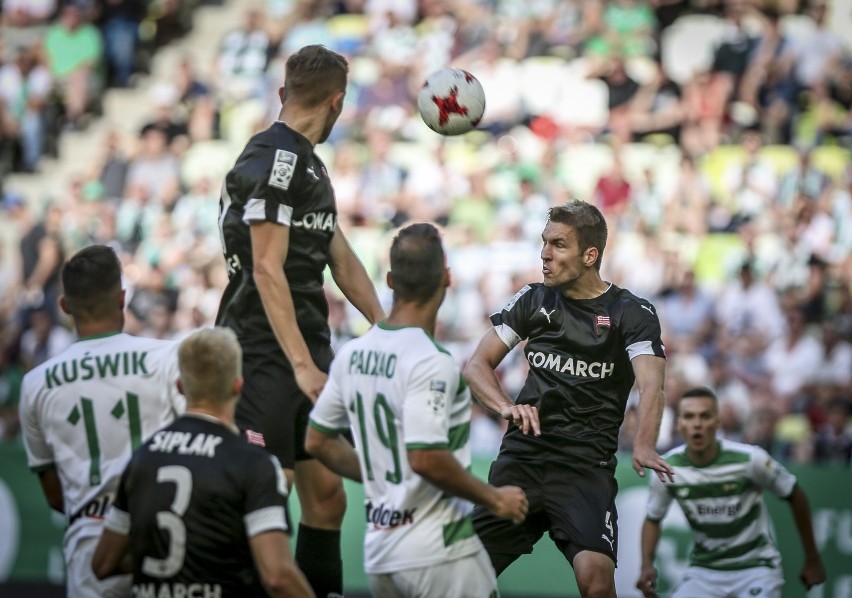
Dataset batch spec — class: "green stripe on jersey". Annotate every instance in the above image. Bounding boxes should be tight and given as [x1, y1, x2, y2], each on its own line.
[443, 514, 475, 547]
[695, 557, 777, 571]
[686, 503, 762, 538]
[692, 534, 768, 566]
[458, 374, 468, 393]
[666, 447, 750, 468]
[406, 423, 470, 452]
[667, 476, 749, 500]
[308, 419, 350, 436]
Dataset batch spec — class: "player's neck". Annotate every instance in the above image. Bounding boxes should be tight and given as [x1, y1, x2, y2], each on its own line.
[560, 274, 610, 300]
[277, 108, 322, 146]
[186, 405, 238, 433]
[384, 304, 439, 337]
[687, 440, 720, 467]
[74, 318, 123, 339]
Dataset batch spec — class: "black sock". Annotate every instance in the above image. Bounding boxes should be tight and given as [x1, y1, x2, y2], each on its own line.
[295, 524, 343, 597]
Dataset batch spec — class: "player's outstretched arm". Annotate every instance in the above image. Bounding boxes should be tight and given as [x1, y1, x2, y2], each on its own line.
[636, 518, 661, 598]
[328, 226, 385, 324]
[251, 222, 326, 401]
[787, 484, 826, 590]
[304, 425, 363, 482]
[92, 529, 132, 579]
[630, 354, 674, 482]
[408, 448, 527, 524]
[250, 530, 316, 598]
[464, 329, 540, 436]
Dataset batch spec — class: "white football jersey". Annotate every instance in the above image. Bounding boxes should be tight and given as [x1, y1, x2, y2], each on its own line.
[310, 323, 483, 574]
[647, 438, 796, 571]
[20, 332, 183, 547]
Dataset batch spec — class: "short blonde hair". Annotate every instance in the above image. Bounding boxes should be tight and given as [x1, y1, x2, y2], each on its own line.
[178, 327, 242, 404]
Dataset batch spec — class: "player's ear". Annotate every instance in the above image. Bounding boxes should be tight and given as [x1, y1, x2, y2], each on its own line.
[386, 271, 394, 290]
[176, 379, 185, 395]
[59, 296, 71, 315]
[278, 86, 286, 106]
[443, 267, 451, 289]
[232, 376, 244, 398]
[118, 289, 126, 310]
[584, 247, 598, 268]
[330, 90, 345, 113]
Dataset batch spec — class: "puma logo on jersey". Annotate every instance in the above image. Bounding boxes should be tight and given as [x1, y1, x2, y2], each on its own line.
[306, 166, 320, 181]
[539, 307, 556, 324]
[641, 305, 654, 315]
[601, 534, 614, 550]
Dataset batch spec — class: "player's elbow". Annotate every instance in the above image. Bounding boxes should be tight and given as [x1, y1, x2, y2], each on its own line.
[408, 449, 439, 479]
[303, 427, 325, 459]
[262, 563, 313, 598]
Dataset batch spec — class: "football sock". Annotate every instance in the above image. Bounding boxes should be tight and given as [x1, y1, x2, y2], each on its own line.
[296, 524, 343, 597]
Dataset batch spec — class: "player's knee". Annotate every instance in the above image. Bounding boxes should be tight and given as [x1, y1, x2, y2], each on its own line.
[575, 574, 615, 598]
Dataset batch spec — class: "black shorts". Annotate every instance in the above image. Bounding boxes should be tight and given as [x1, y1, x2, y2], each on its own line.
[236, 345, 332, 469]
[472, 454, 619, 565]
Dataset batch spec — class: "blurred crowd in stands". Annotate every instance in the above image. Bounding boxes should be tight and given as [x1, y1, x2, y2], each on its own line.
[0, 0, 850, 467]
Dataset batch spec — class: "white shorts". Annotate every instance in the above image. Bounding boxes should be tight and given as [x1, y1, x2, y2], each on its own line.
[673, 565, 784, 598]
[65, 535, 131, 598]
[368, 549, 499, 598]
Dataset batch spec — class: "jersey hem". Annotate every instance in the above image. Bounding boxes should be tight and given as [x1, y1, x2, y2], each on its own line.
[308, 419, 348, 436]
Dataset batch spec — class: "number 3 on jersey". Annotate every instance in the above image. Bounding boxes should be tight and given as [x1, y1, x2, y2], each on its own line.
[66, 392, 143, 485]
[143, 465, 192, 578]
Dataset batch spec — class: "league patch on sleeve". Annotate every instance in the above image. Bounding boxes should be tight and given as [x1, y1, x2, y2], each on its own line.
[268, 149, 297, 190]
[427, 380, 447, 413]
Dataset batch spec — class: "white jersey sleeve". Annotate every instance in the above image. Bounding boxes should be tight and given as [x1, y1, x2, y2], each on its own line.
[20, 377, 54, 471]
[310, 355, 350, 434]
[645, 473, 673, 522]
[402, 352, 459, 449]
[748, 445, 796, 498]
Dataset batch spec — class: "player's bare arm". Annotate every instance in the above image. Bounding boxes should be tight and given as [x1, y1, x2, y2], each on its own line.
[636, 518, 661, 598]
[786, 485, 826, 590]
[91, 529, 132, 579]
[250, 531, 315, 598]
[251, 221, 326, 401]
[37, 468, 64, 513]
[630, 354, 674, 482]
[408, 448, 527, 524]
[304, 426, 363, 482]
[328, 226, 385, 324]
[464, 329, 540, 436]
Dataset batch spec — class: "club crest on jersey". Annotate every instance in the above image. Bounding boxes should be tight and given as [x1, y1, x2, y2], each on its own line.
[594, 315, 611, 335]
[428, 380, 447, 413]
[269, 149, 297, 190]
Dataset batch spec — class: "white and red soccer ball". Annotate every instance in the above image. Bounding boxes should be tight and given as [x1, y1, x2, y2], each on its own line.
[417, 68, 486, 136]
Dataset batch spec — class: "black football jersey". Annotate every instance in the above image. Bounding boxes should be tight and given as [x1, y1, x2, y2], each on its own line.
[108, 414, 290, 597]
[490, 283, 666, 463]
[216, 121, 337, 359]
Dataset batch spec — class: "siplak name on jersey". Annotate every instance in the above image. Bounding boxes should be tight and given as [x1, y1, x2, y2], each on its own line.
[526, 351, 615, 378]
[148, 431, 223, 458]
[291, 211, 336, 232]
[133, 582, 222, 598]
[365, 500, 416, 529]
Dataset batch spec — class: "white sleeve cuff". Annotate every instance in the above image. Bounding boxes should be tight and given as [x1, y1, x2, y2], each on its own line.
[244, 506, 288, 537]
[627, 340, 655, 360]
[494, 324, 521, 349]
[104, 506, 131, 535]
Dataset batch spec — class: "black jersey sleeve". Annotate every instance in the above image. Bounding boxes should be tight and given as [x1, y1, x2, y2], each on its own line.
[489, 284, 536, 349]
[239, 147, 301, 227]
[242, 452, 291, 539]
[620, 298, 666, 360]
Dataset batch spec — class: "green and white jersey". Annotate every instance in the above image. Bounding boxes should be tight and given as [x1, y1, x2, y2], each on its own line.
[309, 322, 482, 574]
[647, 439, 796, 571]
[20, 332, 183, 548]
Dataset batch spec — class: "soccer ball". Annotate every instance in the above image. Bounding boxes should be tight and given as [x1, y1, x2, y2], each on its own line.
[417, 68, 486, 136]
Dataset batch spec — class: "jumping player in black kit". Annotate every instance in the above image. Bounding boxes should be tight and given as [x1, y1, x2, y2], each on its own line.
[92, 328, 314, 598]
[464, 200, 675, 598]
[215, 45, 384, 597]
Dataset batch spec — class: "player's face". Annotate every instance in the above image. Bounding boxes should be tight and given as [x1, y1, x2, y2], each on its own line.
[540, 221, 587, 289]
[678, 397, 719, 454]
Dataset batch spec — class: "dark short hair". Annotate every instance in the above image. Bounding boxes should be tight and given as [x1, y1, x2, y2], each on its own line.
[284, 45, 348, 108]
[677, 386, 718, 415]
[389, 223, 445, 304]
[547, 200, 608, 270]
[63, 245, 122, 299]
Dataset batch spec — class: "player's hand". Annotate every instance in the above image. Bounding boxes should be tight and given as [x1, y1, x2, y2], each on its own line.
[500, 404, 540, 436]
[491, 485, 528, 525]
[800, 556, 826, 590]
[636, 565, 659, 598]
[632, 444, 674, 483]
[294, 362, 328, 402]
